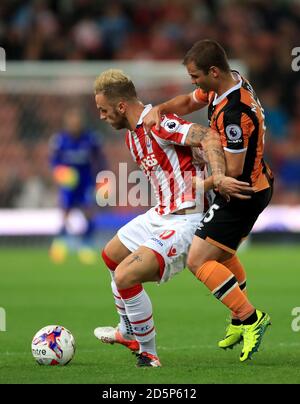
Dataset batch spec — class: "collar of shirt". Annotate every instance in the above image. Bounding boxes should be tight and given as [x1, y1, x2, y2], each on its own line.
[136, 104, 153, 127]
[212, 72, 242, 106]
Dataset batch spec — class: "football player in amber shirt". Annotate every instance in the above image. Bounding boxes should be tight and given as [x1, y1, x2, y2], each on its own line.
[143, 39, 273, 362]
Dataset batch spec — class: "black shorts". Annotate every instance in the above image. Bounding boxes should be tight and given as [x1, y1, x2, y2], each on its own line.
[195, 182, 274, 253]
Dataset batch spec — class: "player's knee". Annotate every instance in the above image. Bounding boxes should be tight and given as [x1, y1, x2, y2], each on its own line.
[186, 251, 204, 275]
[114, 267, 130, 290]
[114, 273, 132, 290]
[114, 264, 140, 290]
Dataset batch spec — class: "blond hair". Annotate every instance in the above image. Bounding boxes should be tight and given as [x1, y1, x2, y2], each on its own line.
[94, 69, 137, 102]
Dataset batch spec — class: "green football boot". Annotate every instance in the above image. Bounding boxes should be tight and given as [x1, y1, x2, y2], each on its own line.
[218, 323, 243, 350]
[240, 310, 271, 362]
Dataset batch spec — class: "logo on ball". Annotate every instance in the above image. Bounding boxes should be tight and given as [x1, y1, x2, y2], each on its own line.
[31, 325, 76, 366]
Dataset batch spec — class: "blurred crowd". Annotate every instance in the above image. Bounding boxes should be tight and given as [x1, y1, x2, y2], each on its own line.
[0, 0, 300, 206]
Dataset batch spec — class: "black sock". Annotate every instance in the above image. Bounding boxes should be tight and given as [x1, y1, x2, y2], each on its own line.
[231, 318, 242, 326]
[242, 310, 258, 325]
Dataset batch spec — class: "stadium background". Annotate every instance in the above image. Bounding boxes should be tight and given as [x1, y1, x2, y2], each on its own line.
[0, 0, 300, 384]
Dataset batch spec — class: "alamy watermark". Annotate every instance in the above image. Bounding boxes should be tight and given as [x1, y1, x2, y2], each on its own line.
[0, 307, 6, 331]
[0, 47, 6, 72]
[95, 163, 205, 210]
[291, 307, 300, 332]
[291, 47, 300, 72]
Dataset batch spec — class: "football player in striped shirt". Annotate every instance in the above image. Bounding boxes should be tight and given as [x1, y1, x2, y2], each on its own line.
[92, 69, 256, 367]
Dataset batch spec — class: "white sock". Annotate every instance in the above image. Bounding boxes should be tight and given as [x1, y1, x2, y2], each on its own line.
[110, 279, 134, 337]
[139, 338, 157, 356]
[122, 288, 157, 356]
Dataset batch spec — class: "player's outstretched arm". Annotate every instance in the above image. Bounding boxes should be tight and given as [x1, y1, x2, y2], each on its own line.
[143, 93, 204, 134]
[193, 176, 253, 200]
[185, 124, 226, 185]
[185, 124, 254, 200]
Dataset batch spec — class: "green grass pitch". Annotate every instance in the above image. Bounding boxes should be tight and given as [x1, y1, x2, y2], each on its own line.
[0, 244, 300, 384]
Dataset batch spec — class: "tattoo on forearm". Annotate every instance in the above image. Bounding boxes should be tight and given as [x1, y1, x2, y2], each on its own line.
[185, 125, 226, 177]
[186, 124, 209, 146]
[205, 138, 226, 177]
[209, 148, 225, 172]
[210, 148, 224, 158]
[128, 255, 142, 265]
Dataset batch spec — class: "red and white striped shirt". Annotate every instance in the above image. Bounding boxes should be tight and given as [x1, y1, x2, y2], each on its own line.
[125, 105, 209, 215]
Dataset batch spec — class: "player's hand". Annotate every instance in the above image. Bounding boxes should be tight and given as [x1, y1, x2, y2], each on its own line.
[214, 176, 255, 201]
[143, 106, 162, 134]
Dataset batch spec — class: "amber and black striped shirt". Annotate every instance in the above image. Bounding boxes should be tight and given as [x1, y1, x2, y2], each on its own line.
[193, 72, 273, 192]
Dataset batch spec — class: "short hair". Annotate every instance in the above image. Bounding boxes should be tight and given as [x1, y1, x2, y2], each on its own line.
[94, 69, 137, 102]
[183, 39, 230, 74]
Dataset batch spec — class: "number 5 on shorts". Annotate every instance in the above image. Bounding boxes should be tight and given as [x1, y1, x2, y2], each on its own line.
[203, 203, 220, 223]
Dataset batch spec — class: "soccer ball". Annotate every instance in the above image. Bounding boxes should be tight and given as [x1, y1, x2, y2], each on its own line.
[31, 325, 75, 366]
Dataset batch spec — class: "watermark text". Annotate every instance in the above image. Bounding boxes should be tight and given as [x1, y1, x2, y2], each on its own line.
[0, 308, 6, 331]
[291, 47, 300, 72]
[0, 47, 6, 72]
[95, 163, 205, 210]
[291, 307, 300, 332]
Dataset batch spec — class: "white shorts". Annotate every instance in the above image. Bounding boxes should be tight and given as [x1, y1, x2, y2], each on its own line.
[117, 207, 204, 284]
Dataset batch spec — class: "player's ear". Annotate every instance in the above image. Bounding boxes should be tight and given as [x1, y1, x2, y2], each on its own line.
[117, 101, 127, 115]
[209, 66, 219, 78]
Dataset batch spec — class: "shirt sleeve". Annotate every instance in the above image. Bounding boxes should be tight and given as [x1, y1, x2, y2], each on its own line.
[218, 110, 253, 153]
[192, 88, 210, 104]
[152, 114, 193, 145]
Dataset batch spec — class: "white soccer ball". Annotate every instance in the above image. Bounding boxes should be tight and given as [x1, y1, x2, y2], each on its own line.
[31, 325, 75, 366]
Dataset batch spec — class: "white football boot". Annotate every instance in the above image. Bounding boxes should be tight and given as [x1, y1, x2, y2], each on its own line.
[94, 326, 139, 352]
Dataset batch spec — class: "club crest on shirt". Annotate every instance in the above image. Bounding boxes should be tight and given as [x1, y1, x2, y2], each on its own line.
[145, 134, 153, 153]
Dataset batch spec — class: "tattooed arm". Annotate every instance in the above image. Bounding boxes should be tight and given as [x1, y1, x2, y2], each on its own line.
[186, 124, 254, 199]
[143, 93, 204, 134]
[185, 124, 226, 187]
